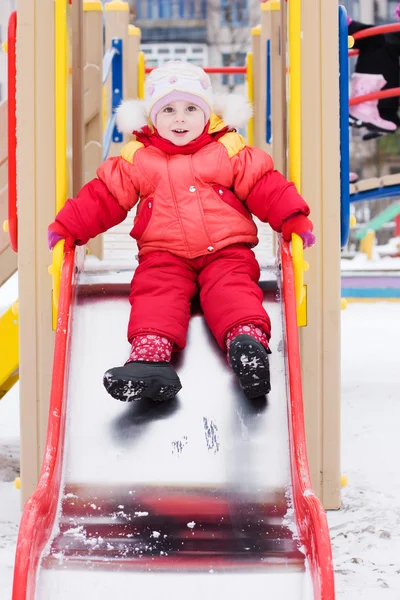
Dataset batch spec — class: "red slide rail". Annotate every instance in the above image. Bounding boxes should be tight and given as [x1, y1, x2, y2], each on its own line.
[7, 11, 17, 253]
[349, 22, 400, 57]
[145, 66, 247, 75]
[281, 241, 335, 600]
[12, 250, 76, 600]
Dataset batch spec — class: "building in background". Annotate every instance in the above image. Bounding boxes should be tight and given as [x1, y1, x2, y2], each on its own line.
[342, 0, 397, 24]
[130, 0, 260, 93]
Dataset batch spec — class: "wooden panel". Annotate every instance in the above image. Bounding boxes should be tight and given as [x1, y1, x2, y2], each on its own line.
[0, 245, 17, 288]
[0, 184, 9, 252]
[0, 100, 8, 165]
[355, 177, 381, 192]
[0, 159, 8, 190]
[381, 173, 400, 187]
[83, 65, 101, 125]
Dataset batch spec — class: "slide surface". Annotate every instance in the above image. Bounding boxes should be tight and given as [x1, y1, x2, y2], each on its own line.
[12, 245, 335, 599]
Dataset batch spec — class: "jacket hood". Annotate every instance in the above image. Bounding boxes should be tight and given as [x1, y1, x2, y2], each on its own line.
[115, 92, 252, 135]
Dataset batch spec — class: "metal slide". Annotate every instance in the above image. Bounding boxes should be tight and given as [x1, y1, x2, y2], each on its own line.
[12, 245, 335, 599]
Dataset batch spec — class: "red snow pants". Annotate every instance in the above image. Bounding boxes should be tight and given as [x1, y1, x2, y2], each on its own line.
[127, 244, 271, 351]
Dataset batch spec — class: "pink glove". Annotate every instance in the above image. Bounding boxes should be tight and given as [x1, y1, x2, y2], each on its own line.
[281, 214, 316, 249]
[396, 3, 400, 19]
[48, 221, 76, 250]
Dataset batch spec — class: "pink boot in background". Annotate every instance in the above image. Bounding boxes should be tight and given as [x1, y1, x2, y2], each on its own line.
[349, 73, 397, 133]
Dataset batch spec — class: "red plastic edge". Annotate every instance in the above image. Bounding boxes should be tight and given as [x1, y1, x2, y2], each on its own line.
[7, 11, 17, 253]
[281, 240, 335, 600]
[12, 250, 76, 600]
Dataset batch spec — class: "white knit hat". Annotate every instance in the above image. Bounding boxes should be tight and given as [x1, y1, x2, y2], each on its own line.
[116, 60, 253, 133]
[145, 61, 214, 125]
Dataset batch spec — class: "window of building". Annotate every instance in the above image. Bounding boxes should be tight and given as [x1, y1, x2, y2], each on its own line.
[137, 0, 206, 20]
[158, 0, 173, 19]
[135, 0, 153, 19]
[221, 0, 249, 27]
[221, 52, 246, 86]
[141, 43, 208, 68]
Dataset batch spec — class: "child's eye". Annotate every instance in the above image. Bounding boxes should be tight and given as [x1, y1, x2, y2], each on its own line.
[163, 107, 173, 113]
[187, 105, 197, 112]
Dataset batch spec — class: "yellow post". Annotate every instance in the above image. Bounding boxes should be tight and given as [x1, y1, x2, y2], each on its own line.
[360, 230, 375, 260]
[55, 0, 68, 215]
[288, 0, 301, 192]
[138, 50, 145, 100]
[246, 52, 254, 145]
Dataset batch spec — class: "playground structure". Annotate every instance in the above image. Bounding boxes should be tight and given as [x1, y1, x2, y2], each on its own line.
[339, 22, 400, 301]
[0, 0, 348, 598]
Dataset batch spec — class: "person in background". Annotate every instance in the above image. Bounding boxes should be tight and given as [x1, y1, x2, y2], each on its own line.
[348, 4, 400, 138]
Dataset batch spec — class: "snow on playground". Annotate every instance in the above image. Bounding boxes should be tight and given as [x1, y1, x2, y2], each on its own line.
[1, 273, 400, 599]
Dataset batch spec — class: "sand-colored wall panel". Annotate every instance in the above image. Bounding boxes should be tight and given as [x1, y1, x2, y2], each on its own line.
[0, 160, 7, 191]
[84, 65, 101, 125]
[0, 184, 9, 252]
[355, 177, 381, 192]
[17, 0, 57, 503]
[0, 101, 7, 165]
[381, 173, 400, 187]
[0, 245, 17, 287]
[299, 0, 341, 509]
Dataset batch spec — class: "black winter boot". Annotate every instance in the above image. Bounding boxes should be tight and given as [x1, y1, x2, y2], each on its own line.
[228, 335, 271, 398]
[103, 361, 182, 402]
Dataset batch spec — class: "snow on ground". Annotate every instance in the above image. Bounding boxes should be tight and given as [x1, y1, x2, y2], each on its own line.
[0, 270, 399, 598]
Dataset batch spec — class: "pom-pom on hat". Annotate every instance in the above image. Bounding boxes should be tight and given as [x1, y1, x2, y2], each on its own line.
[116, 60, 253, 133]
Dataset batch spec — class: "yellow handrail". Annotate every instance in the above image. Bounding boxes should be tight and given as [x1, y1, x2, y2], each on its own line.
[48, 240, 65, 318]
[51, 0, 68, 329]
[246, 51, 254, 145]
[292, 233, 309, 306]
[288, 0, 309, 321]
[138, 51, 145, 100]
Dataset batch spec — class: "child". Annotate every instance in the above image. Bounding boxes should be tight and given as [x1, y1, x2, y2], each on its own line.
[48, 61, 315, 402]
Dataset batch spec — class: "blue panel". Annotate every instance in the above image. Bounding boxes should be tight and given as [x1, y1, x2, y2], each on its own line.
[339, 6, 350, 248]
[266, 39, 271, 145]
[111, 38, 123, 144]
[342, 288, 400, 298]
[350, 184, 400, 203]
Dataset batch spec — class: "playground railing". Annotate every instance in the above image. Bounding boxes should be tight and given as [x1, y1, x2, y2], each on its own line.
[102, 38, 123, 160]
[349, 22, 400, 56]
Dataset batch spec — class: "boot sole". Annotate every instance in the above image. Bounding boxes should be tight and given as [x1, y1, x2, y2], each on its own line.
[103, 363, 182, 402]
[229, 335, 271, 399]
[349, 113, 397, 134]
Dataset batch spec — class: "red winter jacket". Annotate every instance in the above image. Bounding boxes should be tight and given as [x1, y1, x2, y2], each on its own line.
[54, 114, 310, 259]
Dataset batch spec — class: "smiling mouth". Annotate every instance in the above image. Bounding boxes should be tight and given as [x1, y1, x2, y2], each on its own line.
[172, 129, 189, 134]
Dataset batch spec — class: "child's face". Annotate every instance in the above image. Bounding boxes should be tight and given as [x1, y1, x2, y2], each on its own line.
[156, 100, 206, 145]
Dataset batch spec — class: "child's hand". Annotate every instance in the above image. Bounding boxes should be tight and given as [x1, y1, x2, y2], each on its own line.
[48, 221, 76, 251]
[281, 214, 316, 249]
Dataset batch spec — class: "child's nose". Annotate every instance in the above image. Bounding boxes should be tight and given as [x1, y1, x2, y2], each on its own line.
[174, 112, 186, 122]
